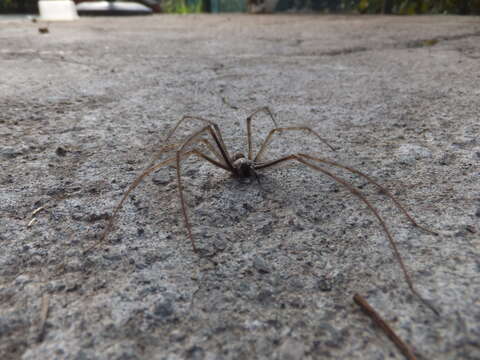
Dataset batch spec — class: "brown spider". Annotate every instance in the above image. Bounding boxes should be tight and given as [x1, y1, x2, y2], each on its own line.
[89, 107, 439, 315]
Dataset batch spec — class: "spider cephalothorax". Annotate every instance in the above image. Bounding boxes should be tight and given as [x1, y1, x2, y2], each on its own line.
[91, 107, 439, 315]
[232, 153, 256, 178]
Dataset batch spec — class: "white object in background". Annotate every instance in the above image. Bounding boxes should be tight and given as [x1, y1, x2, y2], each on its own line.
[76, 1, 152, 14]
[39, 0, 79, 21]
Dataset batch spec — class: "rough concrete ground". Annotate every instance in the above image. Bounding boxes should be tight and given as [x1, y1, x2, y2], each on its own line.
[1, 14, 479, 360]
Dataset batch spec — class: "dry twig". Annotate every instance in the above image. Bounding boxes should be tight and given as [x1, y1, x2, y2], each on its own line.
[354, 293, 418, 360]
[37, 293, 50, 342]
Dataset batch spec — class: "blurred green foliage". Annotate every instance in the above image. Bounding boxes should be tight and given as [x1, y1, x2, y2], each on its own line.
[161, 0, 203, 12]
[0, 0, 479, 13]
[283, 0, 480, 12]
[0, 0, 38, 13]
[356, 0, 480, 14]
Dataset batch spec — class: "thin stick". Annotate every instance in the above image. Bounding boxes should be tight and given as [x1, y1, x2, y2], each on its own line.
[31, 206, 46, 217]
[353, 294, 418, 360]
[37, 293, 50, 342]
[299, 153, 438, 235]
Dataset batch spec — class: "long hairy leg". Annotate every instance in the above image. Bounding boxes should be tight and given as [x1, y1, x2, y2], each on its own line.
[254, 127, 336, 162]
[149, 139, 228, 170]
[256, 154, 439, 315]
[165, 115, 233, 164]
[245, 107, 278, 160]
[84, 153, 188, 254]
[97, 130, 232, 253]
[178, 125, 236, 174]
[85, 148, 229, 254]
[175, 125, 239, 251]
[175, 148, 233, 252]
[165, 115, 218, 142]
[298, 153, 437, 235]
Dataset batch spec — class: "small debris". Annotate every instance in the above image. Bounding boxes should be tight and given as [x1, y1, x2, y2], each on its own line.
[253, 256, 271, 274]
[354, 294, 418, 360]
[466, 225, 476, 234]
[317, 277, 333, 292]
[27, 218, 38, 228]
[221, 96, 239, 110]
[32, 206, 46, 217]
[55, 147, 67, 157]
[37, 293, 50, 342]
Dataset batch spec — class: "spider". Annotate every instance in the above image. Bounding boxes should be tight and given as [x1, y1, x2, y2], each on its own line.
[89, 107, 439, 315]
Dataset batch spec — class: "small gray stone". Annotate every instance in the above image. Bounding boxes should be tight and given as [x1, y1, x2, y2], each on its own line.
[278, 339, 306, 360]
[253, 256, 271, 274]
[153, 299, 175, 319]
[397, 144, 432, 164]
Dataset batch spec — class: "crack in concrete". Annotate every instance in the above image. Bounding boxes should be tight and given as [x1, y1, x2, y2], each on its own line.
[299, 30, 480, 57]
[402, 30, 480, 48]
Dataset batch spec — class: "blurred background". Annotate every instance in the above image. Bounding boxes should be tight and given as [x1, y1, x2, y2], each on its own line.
[1, 0, 480, 15]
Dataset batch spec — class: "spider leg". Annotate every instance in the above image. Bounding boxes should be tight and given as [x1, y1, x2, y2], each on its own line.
[298, 153, 438, 236]
[175, 148, 233, 252]
[197, 138, 229, 169]
[149, 139, 227, 170]
[254, 127, 335, 162]
[85, 140, 230, 255]
[246, 107, 278, 160]
[179, 125, 236, 175]
[165, 115, 233, 165]
[84, 151, 193, 254]
[176, 125, 241, 251]
[255, 154, 439, 315]
[165, 115, 218, 143]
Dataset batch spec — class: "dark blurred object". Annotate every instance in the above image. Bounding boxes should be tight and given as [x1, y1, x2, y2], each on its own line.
[279, 0, 480, 14]
[0, 0, 38, 13]
[382, 0, 392, 13]
[138, 0, 161, 12]
[212, 0, 246, 12]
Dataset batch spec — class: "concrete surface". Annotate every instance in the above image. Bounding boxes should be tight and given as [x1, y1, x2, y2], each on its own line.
[1, 14, 479, 360]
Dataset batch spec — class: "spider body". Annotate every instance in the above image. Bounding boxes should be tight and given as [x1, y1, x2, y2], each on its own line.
[92, 107, 439, 315]
[232, 154, 256, 178]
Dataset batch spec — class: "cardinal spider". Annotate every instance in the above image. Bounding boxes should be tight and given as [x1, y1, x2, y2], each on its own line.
[90, 107, 439, 314]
